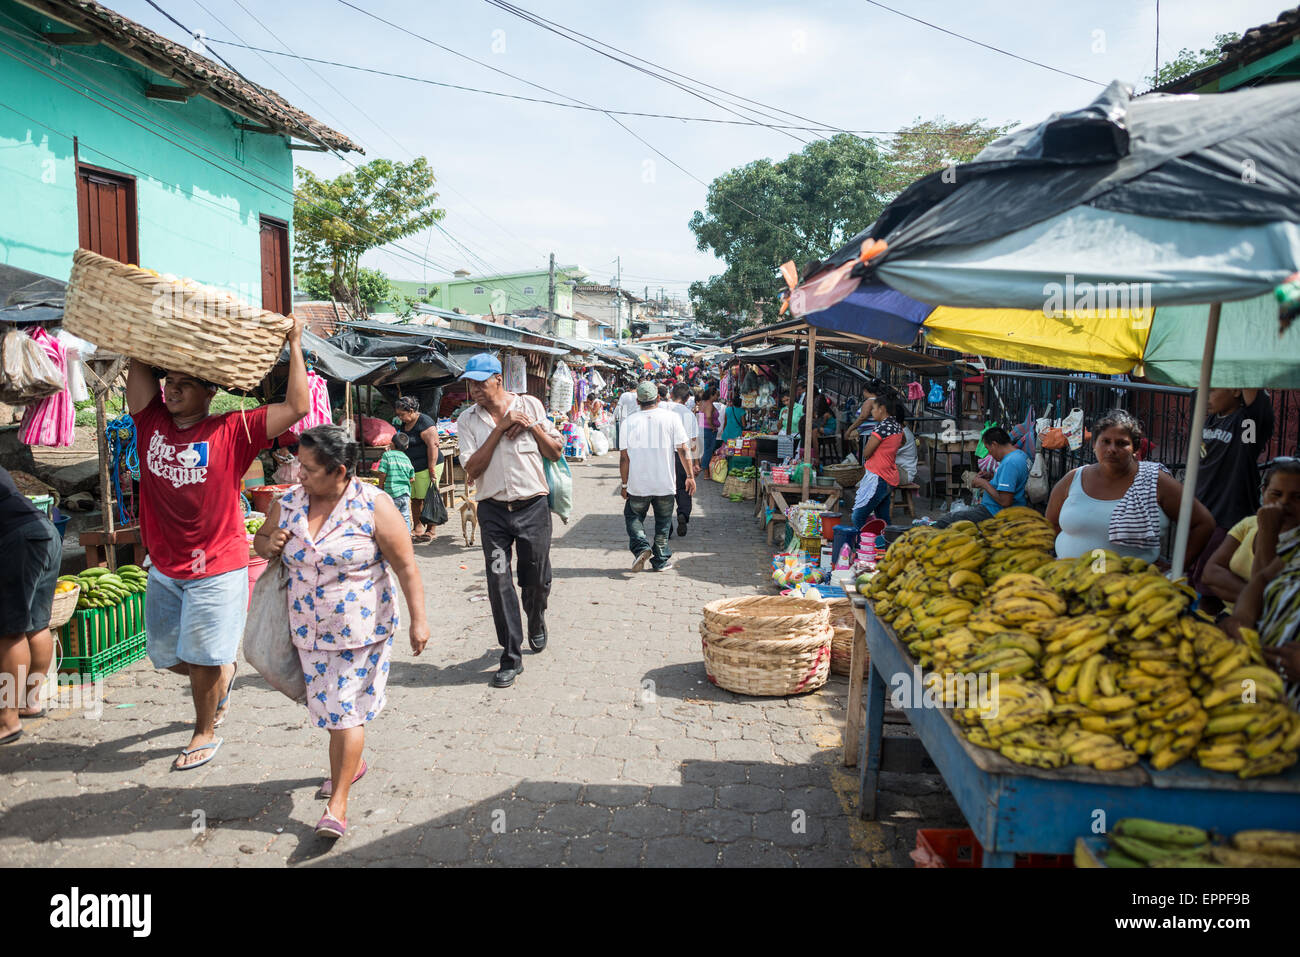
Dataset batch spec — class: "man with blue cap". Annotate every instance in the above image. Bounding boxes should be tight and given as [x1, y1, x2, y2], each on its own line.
[456, 353, 564, 688]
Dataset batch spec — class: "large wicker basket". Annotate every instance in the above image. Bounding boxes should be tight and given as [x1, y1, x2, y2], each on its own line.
[49, 584, 79, 631]
[700, 596, 832, 695]
[721, 472, 756, 500]
[826, 597, 869, 677]
[63, 249, 294, 391]
[824, 463, 865, 489]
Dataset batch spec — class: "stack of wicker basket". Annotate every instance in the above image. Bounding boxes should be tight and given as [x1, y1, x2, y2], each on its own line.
[699, 596, 832, 695]
[826, 597, 868, 676]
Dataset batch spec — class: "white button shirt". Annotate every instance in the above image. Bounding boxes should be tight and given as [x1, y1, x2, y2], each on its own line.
[456, 393, 561, 503]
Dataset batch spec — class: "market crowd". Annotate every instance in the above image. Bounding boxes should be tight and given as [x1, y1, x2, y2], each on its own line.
[4, 333, 1299, 843]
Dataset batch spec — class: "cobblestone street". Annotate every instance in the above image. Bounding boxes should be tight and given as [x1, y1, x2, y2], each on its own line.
[0, 458, 963, 867]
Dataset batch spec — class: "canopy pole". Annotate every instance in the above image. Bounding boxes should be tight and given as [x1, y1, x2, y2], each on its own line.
[802, 327, 817, 500]
[786, 350, 796, 435]
[1170, 302, 1221, 581]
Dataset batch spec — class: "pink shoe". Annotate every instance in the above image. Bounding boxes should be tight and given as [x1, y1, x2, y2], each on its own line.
[319, 759, 367, 797]
[315, 810, 346, 839]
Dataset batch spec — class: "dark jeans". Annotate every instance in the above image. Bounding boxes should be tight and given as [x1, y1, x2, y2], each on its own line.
[935, 504, 994, 528]
[625, 494, 674, 570]
[700, 428, 717, 470]
[477, 495, 552, 671]
[674, 456, 693, 522]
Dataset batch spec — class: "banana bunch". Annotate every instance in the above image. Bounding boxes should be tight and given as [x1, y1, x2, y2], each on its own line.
[1190, 624, 1300, 778]
[980, 547, 1055, 585]
[1225, 829, 1300, 866]
[1105, 818, 1214, 867]
[910, 528, 987, 571]
[64, 565, 147, 610]
[958, 678, 1073, 768]
[977, 506, 1057, 550]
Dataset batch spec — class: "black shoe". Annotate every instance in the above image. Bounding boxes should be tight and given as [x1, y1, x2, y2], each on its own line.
[528, 630, 548, 653]
[492, 664, 523, 688]
[678, 516, 688, 537]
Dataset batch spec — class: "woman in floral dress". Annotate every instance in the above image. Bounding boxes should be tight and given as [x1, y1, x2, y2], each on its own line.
[255, 425, 428, 840]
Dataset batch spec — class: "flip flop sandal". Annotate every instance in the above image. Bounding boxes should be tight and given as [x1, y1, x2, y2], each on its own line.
[412, 534, 433, 544]
[18, 708, 46, 719]
[172, 737, 223, 771]
[319, 759, 368, 797]
[213, 663, 238, 728]
[0, 729, 22, 746]
[315, 810, 347, 839]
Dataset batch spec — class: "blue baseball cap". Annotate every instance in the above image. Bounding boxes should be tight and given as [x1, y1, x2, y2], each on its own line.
[460, 352, 502, 381]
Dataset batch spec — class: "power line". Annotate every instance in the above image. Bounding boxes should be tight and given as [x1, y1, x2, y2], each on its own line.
[861, 0, 1106, 86]
[484, 0, 860, 141]
[201, 38, 966, 135]
[333, 0, 823, 253]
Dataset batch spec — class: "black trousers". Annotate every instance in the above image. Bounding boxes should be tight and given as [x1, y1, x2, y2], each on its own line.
[477, 495, 552, 671]
[674, 456, 692, 522]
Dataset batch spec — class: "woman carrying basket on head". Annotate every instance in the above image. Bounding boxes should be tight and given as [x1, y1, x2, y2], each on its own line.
[254, 424, 428, 840]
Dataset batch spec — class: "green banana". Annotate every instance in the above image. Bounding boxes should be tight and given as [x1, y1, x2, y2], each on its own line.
[1113, 818, 1208, 847]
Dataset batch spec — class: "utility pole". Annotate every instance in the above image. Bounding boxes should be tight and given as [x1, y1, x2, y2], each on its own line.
[615, 255, 622, 342]
[547, 252, 556, 336]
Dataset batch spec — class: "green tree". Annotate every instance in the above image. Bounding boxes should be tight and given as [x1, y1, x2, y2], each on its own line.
[688, 134, 892, 337]
[356, 267, 391, 313]
[394, 288, 439, 320]
[294, 157, 445, 317]
[1145, 32, 1239, 88]
[881, 116, 1015, 199]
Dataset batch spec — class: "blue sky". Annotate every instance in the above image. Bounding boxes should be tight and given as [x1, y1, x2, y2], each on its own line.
[117, 0, 1286, 301]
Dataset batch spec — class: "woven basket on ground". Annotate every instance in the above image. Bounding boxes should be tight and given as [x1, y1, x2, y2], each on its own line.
[63, 249, 294, 392]
[824, 463, 865, 488]
[721, 472, 756, 500]
[826, 597, 869, 677]
[49, 584, 79, 631]
[700, 595, 832, 695]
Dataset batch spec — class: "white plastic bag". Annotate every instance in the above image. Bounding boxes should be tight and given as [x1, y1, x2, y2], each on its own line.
[1062, 407, 1085, 451]
[589, 429, 610, 456]
[0, 328, 63, 405]
[1026, 452, 1050, 505]
[242, 556, 306, 703]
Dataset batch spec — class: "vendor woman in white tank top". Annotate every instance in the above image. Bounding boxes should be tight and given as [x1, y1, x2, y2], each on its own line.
[1046, 409, 1214, 569]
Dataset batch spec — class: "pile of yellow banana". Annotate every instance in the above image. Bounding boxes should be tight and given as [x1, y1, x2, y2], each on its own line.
[863, 508, 1300, 778]
[1191, 623, 1300, 777]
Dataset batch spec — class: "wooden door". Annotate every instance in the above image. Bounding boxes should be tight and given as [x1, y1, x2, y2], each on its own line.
[76, 165, 138, 264]
[259, 216, 290, 316]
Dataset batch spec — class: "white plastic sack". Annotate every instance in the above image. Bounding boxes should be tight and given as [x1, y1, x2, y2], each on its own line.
[1062, 407, 1085, 451]
[589, 429, 610, 456]
[548, 363, 574, 414]
[1026, 452, 1050, 505]
[242, 557, 306, 703]
[0, 328, 63, 405]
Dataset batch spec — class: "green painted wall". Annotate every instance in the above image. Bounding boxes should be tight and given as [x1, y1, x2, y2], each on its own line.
[0, 1, 294, 304]
[385, 268, 584, 316]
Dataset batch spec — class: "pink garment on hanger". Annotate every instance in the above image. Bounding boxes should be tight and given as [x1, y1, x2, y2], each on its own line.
[286, 371, 333, 437]
[19, 327, 73, 447]
[906, 381, 924, 401]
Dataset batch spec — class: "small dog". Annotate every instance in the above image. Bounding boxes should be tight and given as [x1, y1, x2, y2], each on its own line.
[458, 476, 478, 547]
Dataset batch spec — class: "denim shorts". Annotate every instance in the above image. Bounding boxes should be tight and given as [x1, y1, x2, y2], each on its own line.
[145, 565, 249, 668]
[392, 494, 412, 529]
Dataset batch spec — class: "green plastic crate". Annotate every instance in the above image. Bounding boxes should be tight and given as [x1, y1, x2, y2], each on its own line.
[59, 627, 146, 683]
[58, 592, 145, 660]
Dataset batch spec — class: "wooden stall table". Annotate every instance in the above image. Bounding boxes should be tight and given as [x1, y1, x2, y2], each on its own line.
[761, 481, 841, 545]
[841, 589, 1300, 867]
[915, 429, 982, 509]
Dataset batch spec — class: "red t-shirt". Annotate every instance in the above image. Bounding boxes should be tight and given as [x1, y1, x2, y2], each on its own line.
[134, 397, 270, 580]
[864, 417, 904, 487]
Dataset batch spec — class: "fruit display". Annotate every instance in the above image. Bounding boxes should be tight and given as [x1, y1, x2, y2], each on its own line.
[54, 579, 78, 596]
[862, 506, 1300, 778]
[1103, 818, 1300, 868]
[61, 565, 147, 610]
[245, 516, 265, 536]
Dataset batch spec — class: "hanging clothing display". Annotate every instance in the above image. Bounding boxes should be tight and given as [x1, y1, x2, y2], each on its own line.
[287, 371, 334, 437]
[55, 330, 91, 403]
[503, 353, 528, 393]
[19, 327, 74, 447]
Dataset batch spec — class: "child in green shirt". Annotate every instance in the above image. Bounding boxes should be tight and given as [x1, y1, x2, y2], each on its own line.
[377, 433, 416, 529]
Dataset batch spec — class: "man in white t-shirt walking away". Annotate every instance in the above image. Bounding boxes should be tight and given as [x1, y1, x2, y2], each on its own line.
[614, 378, 643, 450]
[667, 382, 701, 537]
[620, 381, 695, 572]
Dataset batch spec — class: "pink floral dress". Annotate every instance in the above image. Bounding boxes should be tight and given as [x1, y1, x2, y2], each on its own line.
[279, 480, 400, 730]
